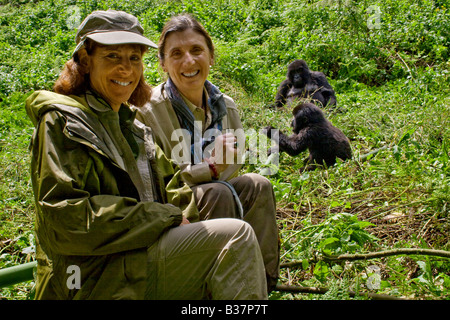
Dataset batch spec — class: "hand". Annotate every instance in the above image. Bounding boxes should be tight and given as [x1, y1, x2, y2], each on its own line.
[209, 133, 238, 174]
[180, 216, 190, 225]
[264, 126, 276, 139]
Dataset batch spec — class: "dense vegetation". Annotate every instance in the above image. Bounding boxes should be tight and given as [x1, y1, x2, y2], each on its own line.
[0, 0, 448, 300]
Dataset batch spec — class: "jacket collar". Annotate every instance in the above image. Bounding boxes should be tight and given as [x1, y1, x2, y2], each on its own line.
[85, 90, 112, 113]
[85, 89, 138, 127]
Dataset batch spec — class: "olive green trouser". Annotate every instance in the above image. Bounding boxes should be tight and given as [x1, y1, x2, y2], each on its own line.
[146, 218, 268, 300]
[192, 173, 280, 292]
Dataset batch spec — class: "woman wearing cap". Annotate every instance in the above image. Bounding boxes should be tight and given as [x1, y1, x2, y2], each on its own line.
[135, 14, 280, 292]
[26, 10, 267, 300]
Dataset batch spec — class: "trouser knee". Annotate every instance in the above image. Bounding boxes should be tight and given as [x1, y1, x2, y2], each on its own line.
[192, 183, 237, 219]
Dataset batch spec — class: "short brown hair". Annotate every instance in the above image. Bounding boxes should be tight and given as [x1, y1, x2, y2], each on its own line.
[53, 39, 152, 108]
[158, 13, 214, 65]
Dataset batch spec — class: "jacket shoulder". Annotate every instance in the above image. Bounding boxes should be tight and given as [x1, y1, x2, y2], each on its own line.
[149, 83, 167, 106]
[136, 83, 171, 119]
[26, 90, 91, 126]
[222, 93, 237, 111]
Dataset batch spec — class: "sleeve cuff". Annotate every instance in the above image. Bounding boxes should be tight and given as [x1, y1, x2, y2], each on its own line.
[180, 162, 212, 186]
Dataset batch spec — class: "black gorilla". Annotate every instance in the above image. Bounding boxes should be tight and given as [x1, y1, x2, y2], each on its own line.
[273, 60, 336, 108]
[265, 102, 351, 171]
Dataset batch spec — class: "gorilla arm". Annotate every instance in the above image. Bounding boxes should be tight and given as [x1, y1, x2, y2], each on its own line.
[273, 79, 292, 108]
[264, 126, 310, 156]
[311, 71, 337, 106]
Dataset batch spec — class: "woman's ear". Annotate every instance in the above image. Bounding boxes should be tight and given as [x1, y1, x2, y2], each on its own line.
[160, 60, 167, 73]
[77, 49, 90, 74]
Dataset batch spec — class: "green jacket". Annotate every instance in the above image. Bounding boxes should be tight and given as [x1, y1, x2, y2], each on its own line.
[26, 90, 198, 299]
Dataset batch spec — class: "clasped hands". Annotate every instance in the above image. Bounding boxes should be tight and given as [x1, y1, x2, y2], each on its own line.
[205, 132, 239, 175]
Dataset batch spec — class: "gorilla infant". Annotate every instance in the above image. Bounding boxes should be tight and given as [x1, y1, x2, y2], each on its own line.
[265, 102, 352, 171]
[273, 60, 336, 108]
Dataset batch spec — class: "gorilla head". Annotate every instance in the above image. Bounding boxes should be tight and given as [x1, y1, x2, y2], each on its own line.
[291, 102, 325, 134]
[287, 60, 310, 88]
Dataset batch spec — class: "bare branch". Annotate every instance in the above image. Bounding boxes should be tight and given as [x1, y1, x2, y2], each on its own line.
[280, 248, 450, 269]
[275, 284, 407, 300]
[323, 248, 450, 262]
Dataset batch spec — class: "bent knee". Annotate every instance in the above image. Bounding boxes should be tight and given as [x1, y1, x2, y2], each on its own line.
[193, 182, 234, 202]
[202, 218, 257, 243]
[234, 173, 274, 194]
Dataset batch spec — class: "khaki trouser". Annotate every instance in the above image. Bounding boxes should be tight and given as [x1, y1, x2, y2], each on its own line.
[146, 218, 267, 300]
[192, 173, 280, 292]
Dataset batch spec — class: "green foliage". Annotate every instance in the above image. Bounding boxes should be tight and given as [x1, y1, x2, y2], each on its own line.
[0, 0, 449, 300]
[282, 213, 378, 261]
[1, 0, 449, 96]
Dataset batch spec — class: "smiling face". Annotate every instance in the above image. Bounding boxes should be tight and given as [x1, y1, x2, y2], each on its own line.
[83, 44, 144, 111]
[161, 29, 214, 107]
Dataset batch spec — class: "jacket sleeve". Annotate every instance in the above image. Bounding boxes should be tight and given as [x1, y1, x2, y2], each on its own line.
[31, 111, 183, 256]
[151, 143, 200, 222]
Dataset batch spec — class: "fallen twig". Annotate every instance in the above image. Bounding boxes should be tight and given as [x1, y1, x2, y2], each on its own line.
[280, 258, 315, 269]
[275, 284, 406, 300]
[323, 248, 450, 262]
[280, 248, 450, 269]
[359, 145, 388, 161]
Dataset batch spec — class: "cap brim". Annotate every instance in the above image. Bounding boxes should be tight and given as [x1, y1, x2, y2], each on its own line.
[73, 30, 157, 56]
[87, 31, 157, 48]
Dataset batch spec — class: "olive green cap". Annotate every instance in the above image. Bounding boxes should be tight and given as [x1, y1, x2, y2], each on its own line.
[73, 10, 157, 56]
